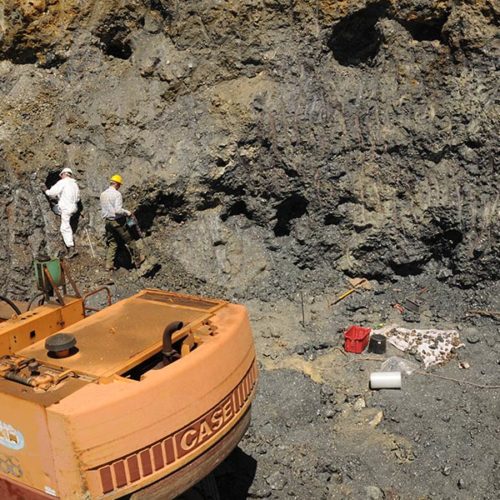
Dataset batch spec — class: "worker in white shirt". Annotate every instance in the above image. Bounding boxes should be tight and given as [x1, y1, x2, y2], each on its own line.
[44, 167, 80, 258]
[100, 174, 145, 271]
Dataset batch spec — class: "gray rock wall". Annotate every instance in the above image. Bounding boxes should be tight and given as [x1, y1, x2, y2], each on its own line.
[0, 0, 498, 298]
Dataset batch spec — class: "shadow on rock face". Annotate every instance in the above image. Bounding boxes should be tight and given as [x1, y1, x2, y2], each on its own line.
[96, 25, 133, 60]
[399, 16, 448, 42]
[328, 1, 450, 67]
[45, 170, 61, 189]
[328, 1, 390, 67]
[273, 194, 309, 237]
[133, 190, 189, 233]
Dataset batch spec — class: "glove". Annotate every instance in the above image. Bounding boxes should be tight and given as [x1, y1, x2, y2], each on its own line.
[125, 210, 132, 216]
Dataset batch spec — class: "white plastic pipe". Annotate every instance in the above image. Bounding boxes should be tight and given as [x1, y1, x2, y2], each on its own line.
[370, 371, 402, 389]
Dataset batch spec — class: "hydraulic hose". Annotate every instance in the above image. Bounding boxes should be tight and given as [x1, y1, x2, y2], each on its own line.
[27, 293, 45, 311]
[0, 295, 22, 315]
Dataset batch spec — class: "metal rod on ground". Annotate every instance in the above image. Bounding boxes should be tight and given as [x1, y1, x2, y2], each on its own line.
[415, 370, 500, 389]
[466, 309, 500, 319]
[300, 291, 305, 327]
[85, 228, 96, 258]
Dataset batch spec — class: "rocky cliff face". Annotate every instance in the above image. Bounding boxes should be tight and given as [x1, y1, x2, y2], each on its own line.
[0, 0, 498, 298]
[1, 3, 499, 499]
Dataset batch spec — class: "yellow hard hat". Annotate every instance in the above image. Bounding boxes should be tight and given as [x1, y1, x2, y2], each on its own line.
[110, 174, 123, 184]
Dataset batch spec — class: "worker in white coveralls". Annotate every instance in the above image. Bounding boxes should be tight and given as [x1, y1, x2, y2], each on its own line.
[44, 167, 80, 258]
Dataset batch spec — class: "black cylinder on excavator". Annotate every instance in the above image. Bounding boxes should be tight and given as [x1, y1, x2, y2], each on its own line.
[162, 321, 184, 366]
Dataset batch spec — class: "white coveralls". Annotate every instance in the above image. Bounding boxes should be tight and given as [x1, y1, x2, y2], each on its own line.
[45, 177, 80, 248]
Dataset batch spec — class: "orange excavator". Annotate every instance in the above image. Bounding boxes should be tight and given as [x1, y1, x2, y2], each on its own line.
[0, 259, 258, 499]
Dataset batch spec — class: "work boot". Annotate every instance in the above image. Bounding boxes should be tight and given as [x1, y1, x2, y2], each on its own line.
[67, 247, 79, 259]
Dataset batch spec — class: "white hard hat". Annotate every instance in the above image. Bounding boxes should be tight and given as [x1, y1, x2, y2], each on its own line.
[60, 167, 73, 176]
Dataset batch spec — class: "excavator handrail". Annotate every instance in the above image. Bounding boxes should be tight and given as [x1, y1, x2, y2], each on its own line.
[0, 295, 22, 315]
[82, 286, 112, 316]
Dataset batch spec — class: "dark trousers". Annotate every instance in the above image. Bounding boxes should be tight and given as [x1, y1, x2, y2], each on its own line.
[104, 219, 140, 269]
